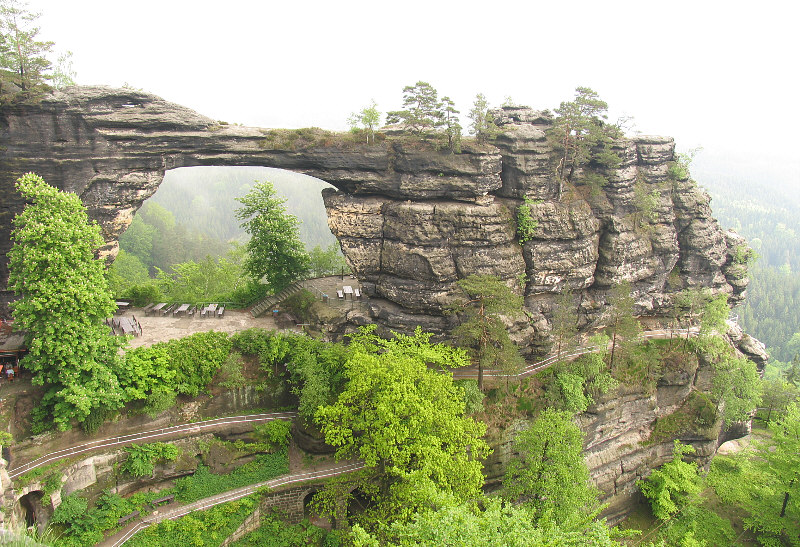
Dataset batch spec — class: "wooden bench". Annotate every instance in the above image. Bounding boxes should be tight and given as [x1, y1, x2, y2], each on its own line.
[117, 510, 140, 526]
[142, 303, 155, 315]
[217, 306, 225, 318]
[354, 288, 361, 299]
[337, 290, 344, 299]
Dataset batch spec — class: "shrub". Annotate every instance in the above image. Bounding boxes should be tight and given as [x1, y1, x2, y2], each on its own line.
[253, 419, 292, 449]
[516, 197, 539, 244]
[121, 442, 180, 477]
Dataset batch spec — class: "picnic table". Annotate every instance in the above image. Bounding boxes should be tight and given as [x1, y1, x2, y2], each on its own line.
[115, 301, 130, 314]
[343, 285, 353, 299]
[173, 304, 190, 316]
[151, 303, 167, 315]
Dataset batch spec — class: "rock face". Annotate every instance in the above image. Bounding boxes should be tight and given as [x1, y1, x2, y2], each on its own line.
[324, 105, 749, 348]
[0, 87, 757, 523]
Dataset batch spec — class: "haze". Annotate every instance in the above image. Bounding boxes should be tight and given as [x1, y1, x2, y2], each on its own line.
[33, 0, 798, 187]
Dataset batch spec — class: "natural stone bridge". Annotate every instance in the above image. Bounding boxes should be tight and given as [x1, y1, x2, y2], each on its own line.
[0, 86, 749, 351]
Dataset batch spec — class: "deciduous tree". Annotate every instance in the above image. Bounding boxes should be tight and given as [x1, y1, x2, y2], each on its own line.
[314, 327, 486, 525]
[638, 440, 703, 521]
[347, 99, 381, 144]
[8, 173, 123, 430]
[503, 408, 602, 527]
[235, 181, 310, 293]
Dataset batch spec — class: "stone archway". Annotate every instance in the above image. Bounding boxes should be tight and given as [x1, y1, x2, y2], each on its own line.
[15, 490, 47, 531]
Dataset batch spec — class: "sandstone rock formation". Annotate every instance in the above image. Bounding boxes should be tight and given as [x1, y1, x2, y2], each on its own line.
[0, 87, 757, 524]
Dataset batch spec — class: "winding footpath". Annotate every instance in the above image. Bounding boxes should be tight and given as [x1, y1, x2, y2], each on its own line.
[8, 412, 298, 480]
[6, 326, 703, 545]
[100, 461, 365, 547]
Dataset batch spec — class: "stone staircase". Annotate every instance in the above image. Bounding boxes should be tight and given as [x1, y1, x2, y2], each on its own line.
[250, 282, 304, 317]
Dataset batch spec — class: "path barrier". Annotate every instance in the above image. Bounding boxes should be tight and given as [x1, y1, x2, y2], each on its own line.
[8, 411, 297, 480]
[106, 462, 365, 547]
[452, 328, 699, 380]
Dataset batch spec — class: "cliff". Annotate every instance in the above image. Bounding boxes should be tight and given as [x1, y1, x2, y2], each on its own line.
[0, 86, 759, 524]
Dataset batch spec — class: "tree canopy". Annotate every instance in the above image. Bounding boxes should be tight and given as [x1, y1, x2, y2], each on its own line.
[451, 274, 525, 390]
[235, 180, 310, 293]
[0, 0, 54, 94]
[314, 326, 486, 525]
[8, 173, 123, 429]
[503, 408, 602, 527]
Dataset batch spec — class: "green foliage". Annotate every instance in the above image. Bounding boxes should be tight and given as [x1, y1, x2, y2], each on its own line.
[118, 331, 232, 409]
[365, 498, 621, 546]
[281, 289, 315, 323]
[308, 241, 349, 278]
[235, 181, 311, 292]
[0, 0, 54, 95]
[348, 99, 381, 144]
[639, 441, 703, 521]
[8, 173, 123, 430]
[633, 179, 660, 227]
[467, 92, 499, 143]
[232, 515, 328, 547]
[216, 351, 247, 389]
[666, 147, 701, 182]
[546, 336, 617, 413]
[440, 95, 462, 153]
[605, 281, 641, 367]
[314, 327, 488, 525]
[707, 404, 800, 545]
[173, 451, 288, 503]
[153, 252, 247, 305]
[253, 419, 291, 449]
[516, 197, 539, 244]
[386, 81, 444, 136]
[503, 408, 601, 527]
[126, 495, 258, 547]
[121, 442, 180, 477]
[451, 274, 525, 389]
[50, 493, 88, 525]
[711, 354, 761, 423]
[0, 430, 14, 448]
[548, 86, 622, 195]
[647, 391, 717, 444]
[455, 379, 485, 414]
[107, 249, 151, 297]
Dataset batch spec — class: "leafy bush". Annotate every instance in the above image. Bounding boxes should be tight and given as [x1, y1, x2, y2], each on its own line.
[232, 515, 327, 546]
[455, 379, 484, 414]
[217, 351, 247, 389]
[122, 283, 164, 307]
[127, 495, 258, 547]
[253, 419, 292, 449]
[282, 289, 316, 322]
[174, 451, 288, 503]
[516, 197, 539, 244]
[121, 442, 180, 477]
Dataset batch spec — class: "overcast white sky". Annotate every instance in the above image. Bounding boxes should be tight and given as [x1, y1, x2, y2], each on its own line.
[32, 0, 799, 185]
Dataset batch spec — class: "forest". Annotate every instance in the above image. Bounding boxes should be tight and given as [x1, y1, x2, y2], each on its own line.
[695, 153, 800, 371]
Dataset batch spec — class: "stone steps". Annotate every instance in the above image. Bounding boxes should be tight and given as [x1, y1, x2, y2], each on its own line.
[250, 282, 304, 318]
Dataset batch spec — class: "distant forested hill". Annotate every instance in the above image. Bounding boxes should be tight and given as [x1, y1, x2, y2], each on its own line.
[694, 152, 800, 363]
[150, 166, 337, 249]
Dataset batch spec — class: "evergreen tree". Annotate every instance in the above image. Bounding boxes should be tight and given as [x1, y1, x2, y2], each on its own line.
[386, 81, 444, 136]
[451, 274, 525, 390]
[467, 92, 498, 143]
[548, 87, 622, 198]
[605, 281, 640, 367]
[440, 95, 461, 153]
[0, 0, 53, 93]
